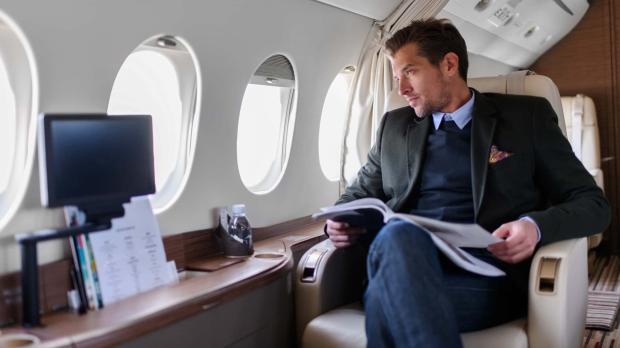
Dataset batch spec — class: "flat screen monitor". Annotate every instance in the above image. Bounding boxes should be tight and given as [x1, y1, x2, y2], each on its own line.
[38, 114, 156, 208]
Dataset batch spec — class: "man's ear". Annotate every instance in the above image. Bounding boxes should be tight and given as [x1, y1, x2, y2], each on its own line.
[441, 52, 460, 78]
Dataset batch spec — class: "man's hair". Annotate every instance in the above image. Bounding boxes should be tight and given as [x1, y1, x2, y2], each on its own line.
[385, 18, 468, 81]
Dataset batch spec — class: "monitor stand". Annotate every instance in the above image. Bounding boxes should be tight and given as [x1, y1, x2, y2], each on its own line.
[16, 203, 126, 327]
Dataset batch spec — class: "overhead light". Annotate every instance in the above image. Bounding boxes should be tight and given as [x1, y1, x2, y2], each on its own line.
[343, 66, 356, 73]
[157, 36, 177, 48]
[265, 77, 278, 84]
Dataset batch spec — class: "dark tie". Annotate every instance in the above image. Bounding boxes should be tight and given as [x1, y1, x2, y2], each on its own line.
[440, 118, 459, 131]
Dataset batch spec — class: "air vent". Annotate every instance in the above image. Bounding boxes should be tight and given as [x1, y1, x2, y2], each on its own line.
[474, 0, 494, 12]
[553, 0, 574, 15]
[524, 25, 540, 38]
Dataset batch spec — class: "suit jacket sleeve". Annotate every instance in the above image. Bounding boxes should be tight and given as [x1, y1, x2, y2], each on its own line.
[336, 112, 390, 204]
[526, 98, 610, 245]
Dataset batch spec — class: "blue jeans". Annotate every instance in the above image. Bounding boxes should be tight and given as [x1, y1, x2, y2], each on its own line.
[364, 221, 527, 348]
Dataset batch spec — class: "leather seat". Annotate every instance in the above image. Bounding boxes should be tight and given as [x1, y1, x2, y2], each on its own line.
[561, 94, 604, 248]
[296, 72, 588, 348]
[302, 302, 529, 348]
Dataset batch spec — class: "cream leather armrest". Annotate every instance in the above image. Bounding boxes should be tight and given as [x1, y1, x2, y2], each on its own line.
[589, 168, 604, 191]
[527, 237, 588, 348]
[295, 239, 366, 341]
[585, 169, 605, 249]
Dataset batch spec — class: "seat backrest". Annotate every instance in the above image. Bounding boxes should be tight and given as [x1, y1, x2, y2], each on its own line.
[386, 70, 567, 136]
[561, 94, 603, 189]
[469, 71, 567, 136]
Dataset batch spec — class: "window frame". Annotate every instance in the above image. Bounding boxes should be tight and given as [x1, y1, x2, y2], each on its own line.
[237, 54, 298, 194]
[318, 66, 356, 182]
[0, 10, 39, 232]
[107, 34, 202, 213]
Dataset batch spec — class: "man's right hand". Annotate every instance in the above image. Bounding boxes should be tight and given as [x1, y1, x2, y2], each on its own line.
[325, 219, 367, 248]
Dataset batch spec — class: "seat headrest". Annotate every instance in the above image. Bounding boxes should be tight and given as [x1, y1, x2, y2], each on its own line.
[469, 71, 566, 135]
[386, 70, 567, 136]
[561, 95, 598, 127]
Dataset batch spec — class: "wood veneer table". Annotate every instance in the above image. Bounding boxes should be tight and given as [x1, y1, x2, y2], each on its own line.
[1, 223, 325, 347]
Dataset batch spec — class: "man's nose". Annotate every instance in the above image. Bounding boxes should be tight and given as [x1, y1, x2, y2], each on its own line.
[398, 78, 411, 96]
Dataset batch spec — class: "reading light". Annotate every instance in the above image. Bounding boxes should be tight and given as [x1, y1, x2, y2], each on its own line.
[265, 77, 278, 84]
[344, 66, 356, 73]
[474, 0, 493, 12]
[541, 34, 553, 45]
[524, 25, 539, 38]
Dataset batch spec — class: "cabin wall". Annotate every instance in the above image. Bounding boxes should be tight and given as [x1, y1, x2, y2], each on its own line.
[121, 274, 292, 348]
[467, 53, 514, 79]
[529, 0, 619, 252]
[0, 0, 372, 272]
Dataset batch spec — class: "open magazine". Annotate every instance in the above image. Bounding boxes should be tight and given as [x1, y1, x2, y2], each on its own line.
[313, 198, 505, 277]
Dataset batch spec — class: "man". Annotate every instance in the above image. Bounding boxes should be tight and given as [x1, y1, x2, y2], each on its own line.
[325, 18, 610, 347]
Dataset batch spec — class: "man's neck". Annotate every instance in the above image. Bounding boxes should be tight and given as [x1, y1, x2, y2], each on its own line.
[439, 84, 472, 113]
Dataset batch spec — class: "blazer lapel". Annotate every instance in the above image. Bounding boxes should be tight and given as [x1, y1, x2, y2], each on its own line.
[471, 91, 498, 218]
[396, 115, 430, 211]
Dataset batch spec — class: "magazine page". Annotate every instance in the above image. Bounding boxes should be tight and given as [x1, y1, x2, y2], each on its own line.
[87, 197, 175, 305]
[391, 213, 502, 248]
[314, 198, 392, 217]
[312, 198, 392, 228]
[426, 232, 505, 277]
[312, 198, 505, 276]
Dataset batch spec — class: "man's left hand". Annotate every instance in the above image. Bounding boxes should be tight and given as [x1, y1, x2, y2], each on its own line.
[487, 220, 538, 264]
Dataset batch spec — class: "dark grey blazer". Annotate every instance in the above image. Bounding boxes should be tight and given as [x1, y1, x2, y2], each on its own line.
[338, 90, 610, 246]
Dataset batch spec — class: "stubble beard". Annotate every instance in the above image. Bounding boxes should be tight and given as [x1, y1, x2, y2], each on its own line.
[413, 89, 451, 119]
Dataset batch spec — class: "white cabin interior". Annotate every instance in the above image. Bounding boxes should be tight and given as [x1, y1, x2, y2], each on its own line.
[0, 0, 618, 347]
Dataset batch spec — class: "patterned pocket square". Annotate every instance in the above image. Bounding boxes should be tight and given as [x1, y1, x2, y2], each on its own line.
[489, 145, 513, 164]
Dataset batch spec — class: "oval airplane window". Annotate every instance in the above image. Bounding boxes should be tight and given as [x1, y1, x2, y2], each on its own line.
[0, 10, 38, 231]
[318, 66, 355, 181]
[237, 54, 297, 194]
[108, 35, 201, 212]
[0, 55, 16, 193]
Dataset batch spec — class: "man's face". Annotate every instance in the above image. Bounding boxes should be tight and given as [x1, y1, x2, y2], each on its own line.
[390, 43, 451, 118]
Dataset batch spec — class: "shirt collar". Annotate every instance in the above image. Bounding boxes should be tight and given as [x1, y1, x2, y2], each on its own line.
[431, 90, 475, 130]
